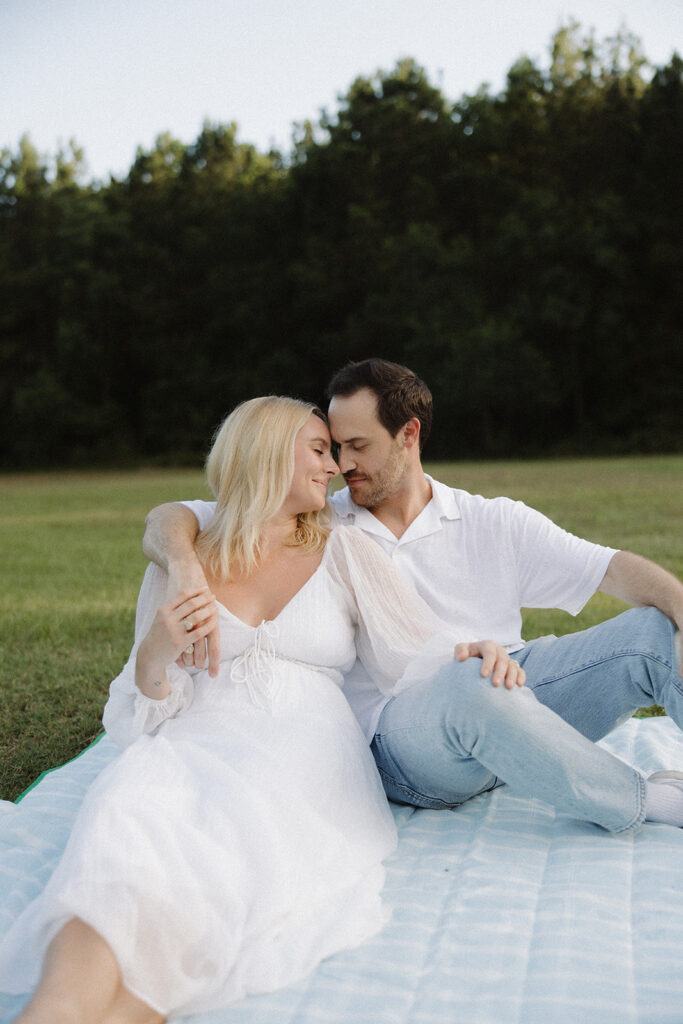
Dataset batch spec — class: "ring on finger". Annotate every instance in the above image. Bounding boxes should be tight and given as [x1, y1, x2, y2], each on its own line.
[184, 617, 194, 632]
[184, 644, 194, 656]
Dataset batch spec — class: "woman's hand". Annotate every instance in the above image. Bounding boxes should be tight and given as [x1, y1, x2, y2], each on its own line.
[454, 641, 526, 689]
[136, 588, 218, 698]
[167, 560, 221, 675]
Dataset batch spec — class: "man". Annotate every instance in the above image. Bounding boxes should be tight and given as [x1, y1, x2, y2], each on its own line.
[143, 359, 683, 832]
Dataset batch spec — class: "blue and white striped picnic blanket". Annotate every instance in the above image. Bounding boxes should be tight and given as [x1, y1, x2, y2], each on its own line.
[2, 717, 683, 1024]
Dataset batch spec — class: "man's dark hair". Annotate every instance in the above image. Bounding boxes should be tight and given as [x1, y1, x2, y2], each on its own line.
[326, 359, 433, 452]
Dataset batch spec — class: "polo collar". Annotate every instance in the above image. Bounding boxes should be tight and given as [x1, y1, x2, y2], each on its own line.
[330, 488, 394, 540]
[425, 475, 462, 522]
[330, 474, 462, 544]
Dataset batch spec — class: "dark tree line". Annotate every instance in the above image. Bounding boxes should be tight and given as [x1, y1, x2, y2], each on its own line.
[1, 22, 682, 467]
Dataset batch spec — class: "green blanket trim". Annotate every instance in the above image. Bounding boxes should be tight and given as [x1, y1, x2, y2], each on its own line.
[15, 732, 106, 804]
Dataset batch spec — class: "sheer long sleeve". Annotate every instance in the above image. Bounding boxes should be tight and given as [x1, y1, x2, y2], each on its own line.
[326, 527, 473, 694]
[102, 563, 195, 749]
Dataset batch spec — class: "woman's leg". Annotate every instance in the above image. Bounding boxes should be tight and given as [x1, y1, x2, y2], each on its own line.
[15, 918, 164, 1024]
[102, 986, 166, 1024]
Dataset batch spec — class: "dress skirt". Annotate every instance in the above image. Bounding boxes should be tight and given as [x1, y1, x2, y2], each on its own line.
[0, 666, 397, 1016]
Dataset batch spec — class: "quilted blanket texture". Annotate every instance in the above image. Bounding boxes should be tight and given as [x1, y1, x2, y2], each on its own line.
[2, 717, 683, 1024]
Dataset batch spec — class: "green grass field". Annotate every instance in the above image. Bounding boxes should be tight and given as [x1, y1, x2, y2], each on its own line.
[1, 455, 681, 802]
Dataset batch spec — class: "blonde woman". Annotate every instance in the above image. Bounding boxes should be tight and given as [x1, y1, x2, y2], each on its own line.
[0, 397, 520, 1024]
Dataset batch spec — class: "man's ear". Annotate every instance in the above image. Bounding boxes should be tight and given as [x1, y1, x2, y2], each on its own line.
[402, 418, 421, 450]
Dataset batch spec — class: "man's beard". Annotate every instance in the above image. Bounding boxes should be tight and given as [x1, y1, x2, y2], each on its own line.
[345, 443, 405, 510]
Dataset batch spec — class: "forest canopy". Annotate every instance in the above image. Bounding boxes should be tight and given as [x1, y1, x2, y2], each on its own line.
[1, 22, 681, 467]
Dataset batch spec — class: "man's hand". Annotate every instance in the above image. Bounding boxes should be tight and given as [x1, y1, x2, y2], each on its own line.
[455, 641, 526, 689]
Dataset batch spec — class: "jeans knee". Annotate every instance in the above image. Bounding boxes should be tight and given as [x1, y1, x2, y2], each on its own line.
[627, 608, 679, 684]
[434, 661, 535, 742]
[623, 606, 674, 648]
[433, 659, 495, 714]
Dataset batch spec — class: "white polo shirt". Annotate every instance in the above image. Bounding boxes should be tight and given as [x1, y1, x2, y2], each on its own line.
[182, 476, 617, 740]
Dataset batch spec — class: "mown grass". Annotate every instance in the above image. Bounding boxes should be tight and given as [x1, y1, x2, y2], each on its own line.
[1, 455, 681, 801]
[1, 469, 210, 801]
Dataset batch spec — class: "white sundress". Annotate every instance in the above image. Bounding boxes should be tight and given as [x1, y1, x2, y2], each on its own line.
[0, 526, 459, 1017]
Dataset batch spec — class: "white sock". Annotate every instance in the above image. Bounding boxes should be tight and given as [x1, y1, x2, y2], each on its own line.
[645, 781, 683, 826]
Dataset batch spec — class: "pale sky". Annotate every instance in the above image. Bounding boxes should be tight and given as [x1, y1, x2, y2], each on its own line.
[3, 0, 682, 183]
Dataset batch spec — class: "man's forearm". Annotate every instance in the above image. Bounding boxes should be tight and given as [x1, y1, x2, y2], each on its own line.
[599, 550, 683, 631]
[142, 503, 201, 570]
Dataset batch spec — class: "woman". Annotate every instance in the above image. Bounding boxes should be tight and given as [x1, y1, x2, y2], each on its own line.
[0, 397, 522, 1023]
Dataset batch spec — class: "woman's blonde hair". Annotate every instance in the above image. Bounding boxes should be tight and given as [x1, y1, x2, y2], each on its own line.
[195, 396, 331, 581]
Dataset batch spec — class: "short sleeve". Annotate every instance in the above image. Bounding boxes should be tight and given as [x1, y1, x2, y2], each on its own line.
[102, 563, 195, 749]
[180, 499, 217, 530]
[325, 527, 467, 694]
[510, 500, 618, 614]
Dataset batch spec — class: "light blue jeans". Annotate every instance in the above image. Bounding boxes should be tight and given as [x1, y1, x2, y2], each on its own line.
[371, 608, 682, 832]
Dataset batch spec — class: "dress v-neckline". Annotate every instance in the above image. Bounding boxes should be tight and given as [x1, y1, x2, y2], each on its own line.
[216, 546, 329, 629]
